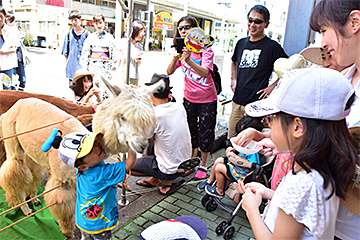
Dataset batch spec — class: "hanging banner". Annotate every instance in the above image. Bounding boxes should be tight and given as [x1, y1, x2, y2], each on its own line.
[154, 11, 174, 30]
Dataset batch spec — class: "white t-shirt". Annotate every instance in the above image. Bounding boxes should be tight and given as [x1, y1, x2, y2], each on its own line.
[0, 24, 19, 71]
[264, 169, 339, 239]
[343, 64, 360, 127]
[151, 102, 191, 174]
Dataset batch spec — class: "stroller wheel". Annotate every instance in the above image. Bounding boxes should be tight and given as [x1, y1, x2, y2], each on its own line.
[215, 220, 228, 235]
[223, 225, 235, 240]
[205, 199, 217, 212]
[201, 194, 210, 207]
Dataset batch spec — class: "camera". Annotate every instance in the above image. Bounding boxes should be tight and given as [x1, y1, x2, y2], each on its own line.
[170, 37, 185, 53]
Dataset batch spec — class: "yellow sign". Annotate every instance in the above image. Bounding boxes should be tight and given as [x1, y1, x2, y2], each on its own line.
[154, 12, 174, 30]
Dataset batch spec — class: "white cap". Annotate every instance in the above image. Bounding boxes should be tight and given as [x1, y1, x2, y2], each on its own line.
[245, 68, 354, 120]
[58, 132, 100, 168]
[300, 46, 323, 65]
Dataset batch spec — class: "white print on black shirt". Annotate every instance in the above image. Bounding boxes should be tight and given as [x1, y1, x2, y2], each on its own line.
[239, 49, 261, 68]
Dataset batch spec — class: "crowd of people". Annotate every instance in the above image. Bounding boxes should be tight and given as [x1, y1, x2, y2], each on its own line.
[1, 0, 360, 239]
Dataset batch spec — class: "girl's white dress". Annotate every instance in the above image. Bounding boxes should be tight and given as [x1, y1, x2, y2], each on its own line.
[264, 169, 339, 239]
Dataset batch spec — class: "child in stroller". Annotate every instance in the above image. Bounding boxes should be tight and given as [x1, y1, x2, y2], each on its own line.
[197, 116, 274, 240]
[197, 116, 265, 199]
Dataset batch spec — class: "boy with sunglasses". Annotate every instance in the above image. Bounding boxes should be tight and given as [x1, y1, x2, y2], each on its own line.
[228, 4, 288, 139]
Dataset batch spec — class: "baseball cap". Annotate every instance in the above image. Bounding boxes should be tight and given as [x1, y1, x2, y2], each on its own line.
[245, 68, 354, 120]
[58, 132, 100, 168]
[145, 73, 173, 89]
[300, 46, 323, 65]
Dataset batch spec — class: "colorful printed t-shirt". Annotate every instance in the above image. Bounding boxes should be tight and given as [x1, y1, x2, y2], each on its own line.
[227, 152, 262, 181]
[271, 153, 293, 190]
[175, 48, 217, 103]
[75, 160, 125, 234]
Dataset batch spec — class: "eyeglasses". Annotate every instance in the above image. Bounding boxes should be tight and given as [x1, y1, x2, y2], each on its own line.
[177, 25, 192, 31]
[248, 18, 265, 24]
[263, 114, 294, 125]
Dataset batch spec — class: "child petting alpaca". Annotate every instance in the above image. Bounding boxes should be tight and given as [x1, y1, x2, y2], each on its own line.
[234, 68, 359, 239]
[58, 132, 136, 240]
[197, 115, 265, 198]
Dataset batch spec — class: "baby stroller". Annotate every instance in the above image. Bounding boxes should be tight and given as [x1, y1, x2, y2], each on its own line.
[200, 155, 275, 240]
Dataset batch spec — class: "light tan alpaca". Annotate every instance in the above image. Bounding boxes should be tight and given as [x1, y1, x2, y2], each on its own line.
[0, 79, 163, 238]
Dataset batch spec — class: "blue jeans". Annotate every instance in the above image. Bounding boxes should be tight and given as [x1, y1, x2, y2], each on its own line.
[0, 69, 14, 90]
[80, 230, 112, 240]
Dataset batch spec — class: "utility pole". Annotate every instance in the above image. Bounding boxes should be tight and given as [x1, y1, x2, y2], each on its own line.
[144, 0, 151, 51]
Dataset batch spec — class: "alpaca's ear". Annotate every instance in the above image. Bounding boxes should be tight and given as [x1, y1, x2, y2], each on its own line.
[100, 75, 122, 96]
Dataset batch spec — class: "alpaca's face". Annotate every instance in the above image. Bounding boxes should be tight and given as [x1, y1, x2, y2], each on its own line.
[93, 81, 165, 154]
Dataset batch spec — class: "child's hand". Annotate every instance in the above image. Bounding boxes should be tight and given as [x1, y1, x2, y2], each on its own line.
[225, 147, 234, 154]
[242, 188, 263, 213]
[232, 128, 259, 147]
[256, 138, 278, 157]
[172, 53, 182, 61]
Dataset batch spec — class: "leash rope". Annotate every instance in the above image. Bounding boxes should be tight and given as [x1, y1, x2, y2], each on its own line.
[0, 114, 93, 142]
[0, 183, 63, 217]
[0, 200, 59, 233]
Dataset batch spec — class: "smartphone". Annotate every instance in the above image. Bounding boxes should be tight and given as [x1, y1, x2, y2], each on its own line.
[175, 37, 185, 54]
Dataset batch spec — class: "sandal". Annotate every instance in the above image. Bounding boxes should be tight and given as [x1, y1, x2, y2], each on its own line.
[194, 168, 207, 180]
[177, 157, 201, 173]
[197, 180, 210, 192]
[205, 185, 224, 199]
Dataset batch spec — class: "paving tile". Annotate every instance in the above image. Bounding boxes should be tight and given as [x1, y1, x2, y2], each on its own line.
[193, 208, 223, 222]
[173, 199, 197, 212]
[238, 226, 255, 238]
[177, 186, 189, 194]
[177, 208, 201, 218]
[125, 234, 140, 239]
[163, 195, 177, 203]
[171, 192, 192, 202]
[132, 216, 148, 227]
[184, 188, 204, 200]
[149, 205, 163, 214]
[157, 200, 181, 213]
[232, 215, 251, 228]
[142, 220, 154, 229]
[159, 209, 179, 220]
[113, 229, 130, 239]
[232, 232, 251, 240]
[141, 211, 166, 223]
[123, 222, 144, 236]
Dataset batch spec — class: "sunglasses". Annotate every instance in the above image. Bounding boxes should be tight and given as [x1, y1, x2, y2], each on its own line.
[263, 114, 294, 125]
[248, 18, 265, 24]
[177, 25, 192, 31]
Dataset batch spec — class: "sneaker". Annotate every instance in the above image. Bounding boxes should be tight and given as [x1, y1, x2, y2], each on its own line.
[194, 168, 207, 180]
[205, 185, 224, 199]
[197, 180, 210, 192]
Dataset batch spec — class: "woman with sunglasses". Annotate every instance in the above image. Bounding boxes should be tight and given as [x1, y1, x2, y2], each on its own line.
[167, 16, 217, 180]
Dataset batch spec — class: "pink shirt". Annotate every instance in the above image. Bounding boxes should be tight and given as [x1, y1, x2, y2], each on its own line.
[175, 48, 217, 103]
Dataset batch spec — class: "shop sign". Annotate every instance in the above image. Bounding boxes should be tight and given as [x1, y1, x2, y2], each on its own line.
[154, 12, 174, 30]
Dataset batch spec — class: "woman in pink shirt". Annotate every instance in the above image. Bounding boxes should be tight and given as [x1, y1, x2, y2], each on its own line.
[167, 16, 217, 179]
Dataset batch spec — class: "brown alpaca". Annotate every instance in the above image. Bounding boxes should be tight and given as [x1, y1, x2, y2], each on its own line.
[0, 80, 163, 238]
[0, 90, 95, 167]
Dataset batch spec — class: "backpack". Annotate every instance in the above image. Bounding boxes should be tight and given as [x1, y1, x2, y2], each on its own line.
[212, 63, 222, 95]
[67, 29, 90, 56]
[200, 52, 222, 95]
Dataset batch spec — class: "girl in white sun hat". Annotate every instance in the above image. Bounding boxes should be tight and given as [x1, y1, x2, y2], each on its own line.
[234, 68, 359, 239]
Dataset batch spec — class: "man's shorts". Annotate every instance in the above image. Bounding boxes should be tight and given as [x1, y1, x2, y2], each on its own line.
[131, 143, 181, 181]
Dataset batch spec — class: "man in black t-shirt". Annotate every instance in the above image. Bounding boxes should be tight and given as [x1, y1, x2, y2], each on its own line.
[228, 5, 288, 138]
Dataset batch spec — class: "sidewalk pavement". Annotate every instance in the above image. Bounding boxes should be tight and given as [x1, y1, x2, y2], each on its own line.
[107, 148, 256, 240]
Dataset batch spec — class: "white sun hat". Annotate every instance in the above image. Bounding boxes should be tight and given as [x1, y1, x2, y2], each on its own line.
[245, 68, 354, 121]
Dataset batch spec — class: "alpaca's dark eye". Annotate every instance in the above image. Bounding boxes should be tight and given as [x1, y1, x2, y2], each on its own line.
[121, 115, 126, 122]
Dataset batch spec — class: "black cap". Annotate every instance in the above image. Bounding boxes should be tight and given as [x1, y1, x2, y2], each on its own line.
[145, 73, 173, 89]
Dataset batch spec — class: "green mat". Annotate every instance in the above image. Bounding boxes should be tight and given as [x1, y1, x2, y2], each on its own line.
[0, 185, 66, 240]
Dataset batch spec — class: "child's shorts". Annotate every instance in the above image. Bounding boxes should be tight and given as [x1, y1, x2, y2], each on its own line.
[224, 157, 251, 182]
[80, 230, 112, 240]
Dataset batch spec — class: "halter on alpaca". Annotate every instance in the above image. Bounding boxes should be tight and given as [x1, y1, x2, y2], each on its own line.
[0, 80, 164, 238]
